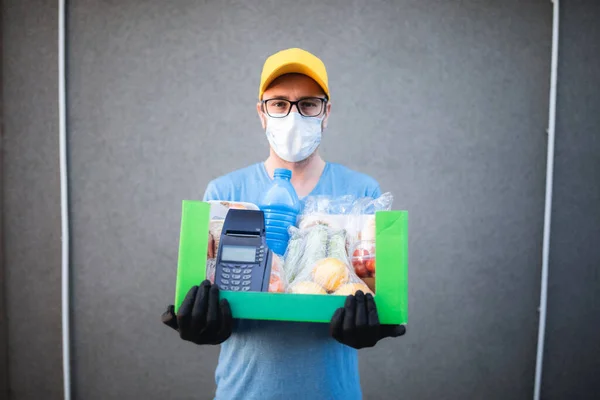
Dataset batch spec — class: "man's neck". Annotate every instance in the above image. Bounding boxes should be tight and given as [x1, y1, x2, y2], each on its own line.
[264, 151, 326, 197]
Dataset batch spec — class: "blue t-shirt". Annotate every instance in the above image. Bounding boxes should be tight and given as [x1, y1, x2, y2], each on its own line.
[203, 161, 381, 400]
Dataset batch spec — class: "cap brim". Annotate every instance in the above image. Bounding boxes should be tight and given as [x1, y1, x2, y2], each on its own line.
[260, 62, 329, 99]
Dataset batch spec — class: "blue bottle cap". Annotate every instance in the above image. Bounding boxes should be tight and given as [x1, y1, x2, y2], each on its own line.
[273, 168, 292, 180]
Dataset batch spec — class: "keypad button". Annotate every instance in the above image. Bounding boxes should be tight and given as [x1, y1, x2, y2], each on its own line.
[232, 274, 241, 279]
[232, 280, 241, 285]
[243, 269, 252, 274]
[223, 267, 231, 273]
[221, 279, 229, 285]
[221, 285, 229, 291]
[233, 268, 242, 274]
[243, 274, 251, 280]
[242, 287, 250, 291]
[222, 273, 230, 279]
[242, 281, 250, 286]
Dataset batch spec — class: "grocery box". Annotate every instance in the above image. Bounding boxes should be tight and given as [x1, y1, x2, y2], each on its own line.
[173, 200, 408, 325]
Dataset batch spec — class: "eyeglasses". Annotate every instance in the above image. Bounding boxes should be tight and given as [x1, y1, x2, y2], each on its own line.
[261, 97, 327, 118]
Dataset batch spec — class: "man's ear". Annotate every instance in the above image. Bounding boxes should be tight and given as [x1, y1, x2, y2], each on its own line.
[322, 102, 332, 130]
[257, 102, 267, 130]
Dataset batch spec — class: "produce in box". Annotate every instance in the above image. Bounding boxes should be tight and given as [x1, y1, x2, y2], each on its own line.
[204, 193, 393, 296]
[296, 192, 392, 284]
[268, 254, 287, 293]
[284, 224, 373, 296]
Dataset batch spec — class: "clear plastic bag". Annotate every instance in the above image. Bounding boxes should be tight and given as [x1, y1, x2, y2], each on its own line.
[297, 195, 356, 231]
[287, 224, 374, 296]
[298, 193, 393, 233]
[268, 253, 288, 293]
[206, 258, 216, 283]
[207, 200, 260, 220]
[282, 226, 306, 283]
[301, 195, 356, 215]
[294, 192, 393, 291]
[346, 192, 393, 280]
[208, 219, 224, 257]
[349, 239, 376, 279]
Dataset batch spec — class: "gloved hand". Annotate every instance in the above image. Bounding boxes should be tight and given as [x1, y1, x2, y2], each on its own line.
[162, 280, 233, 345]
[330, 290, 406, 349]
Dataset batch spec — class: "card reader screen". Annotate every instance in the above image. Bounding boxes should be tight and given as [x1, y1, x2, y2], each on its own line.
[221, 245, 256, 263]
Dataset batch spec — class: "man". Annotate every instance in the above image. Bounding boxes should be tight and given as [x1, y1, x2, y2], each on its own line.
[162, 48, 405, 400]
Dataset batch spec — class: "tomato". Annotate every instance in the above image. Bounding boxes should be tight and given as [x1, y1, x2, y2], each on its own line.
[269, 275, 285, 293]
[354, 261, 369, 277]
[365, 257, 376, 273]
[207, 233, 215, 259]
[352, 248, 370, 277]
[353, 248, 371, 258]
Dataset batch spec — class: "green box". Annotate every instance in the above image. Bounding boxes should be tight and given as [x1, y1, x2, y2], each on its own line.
[174, 201, 408, 325]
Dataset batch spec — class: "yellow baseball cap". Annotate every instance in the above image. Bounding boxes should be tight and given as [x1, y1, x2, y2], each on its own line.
[258, 48, 330, 100]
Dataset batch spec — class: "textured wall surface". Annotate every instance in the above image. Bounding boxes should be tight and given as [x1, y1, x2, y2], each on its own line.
[541, 1, 600, 399]
[66, 1, 550, 399]
[2, 1, 63, 399]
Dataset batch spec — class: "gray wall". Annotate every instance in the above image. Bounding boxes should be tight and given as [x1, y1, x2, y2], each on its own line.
[541, 1, 600, 399]
[3, 1, 64, 399]
[3, 0, 594, 399]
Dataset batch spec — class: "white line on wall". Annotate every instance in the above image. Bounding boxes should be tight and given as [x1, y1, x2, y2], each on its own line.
[534, 1, 560, 399]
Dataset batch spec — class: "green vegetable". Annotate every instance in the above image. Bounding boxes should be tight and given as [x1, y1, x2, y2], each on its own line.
[301, 224, 328, 273]
[328, 229, 348, 262]
[283, 227, 304, 283]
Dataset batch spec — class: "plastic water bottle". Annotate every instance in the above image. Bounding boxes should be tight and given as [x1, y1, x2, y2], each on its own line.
[260, 168, 301, 256]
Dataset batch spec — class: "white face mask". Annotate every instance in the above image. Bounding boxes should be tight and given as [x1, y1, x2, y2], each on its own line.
[265, 112, 323, 163]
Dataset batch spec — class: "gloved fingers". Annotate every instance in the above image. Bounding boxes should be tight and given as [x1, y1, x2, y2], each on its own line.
[161, 305, 179, 330]
[380, 324, 407, 339]
[342, 294, 357, 338]
[329, 307, 345, 343]
[365, 293, 380, 328]
[177, 285, 198, 335]
[190, 280, 211, 334]
[214, 299, 233, 344]
[362, 293, 381, 348]
[205, 284, 221, 336]
[354, 291, 368, 332]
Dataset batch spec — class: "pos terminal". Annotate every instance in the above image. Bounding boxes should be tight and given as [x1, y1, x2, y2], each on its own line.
[214, 209, 273, 292]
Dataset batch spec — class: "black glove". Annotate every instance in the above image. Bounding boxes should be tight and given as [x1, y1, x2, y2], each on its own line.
[162, 280, 233, 345]
[330, 290, 406, 349]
